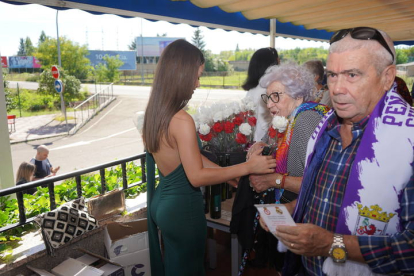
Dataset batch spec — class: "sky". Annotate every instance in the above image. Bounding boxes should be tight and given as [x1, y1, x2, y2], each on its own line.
[0, 1, 329, 57]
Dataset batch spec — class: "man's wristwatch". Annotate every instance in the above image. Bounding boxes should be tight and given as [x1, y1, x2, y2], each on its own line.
[329, 234, 347, 263]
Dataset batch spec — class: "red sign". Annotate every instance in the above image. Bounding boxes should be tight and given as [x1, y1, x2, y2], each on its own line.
[1, 57, 7, 68]
[51, 65, 59, 79]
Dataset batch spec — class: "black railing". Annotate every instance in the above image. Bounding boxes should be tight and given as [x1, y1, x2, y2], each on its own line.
[0, 153, 147, 234]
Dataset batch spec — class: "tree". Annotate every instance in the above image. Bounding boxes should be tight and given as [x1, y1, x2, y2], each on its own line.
[37, 66, 82, 103]
[128, 39, 136, 50]
[24, 37, 35, 56]
[35, 37, 91, 80]
[38, 31, 47, 46]
[396, 48, 408, 64]
[192, 28, 206, 52]
[235, 44, 240, 52]
[94, 55, 124, 83]
[17, 38, 26, 56]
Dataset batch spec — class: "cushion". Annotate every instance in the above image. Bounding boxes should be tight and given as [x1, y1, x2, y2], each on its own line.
[35, 197, 98, 255]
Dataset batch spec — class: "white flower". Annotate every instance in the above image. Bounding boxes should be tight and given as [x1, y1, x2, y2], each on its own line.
[228, 101, 241, 114]
[272, 116, 289, 133]
[239, 122, 252, 136]
[213, 111, 224, 122]
[223, 107, 234, 118]
[199, 123, 211, 135]
[133, 111, 145, 134]
[246, 101, 256, 111]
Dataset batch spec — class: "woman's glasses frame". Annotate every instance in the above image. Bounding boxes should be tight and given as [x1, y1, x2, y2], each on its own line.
[261, 92, 283, 104]
[330, 27, 394, 62]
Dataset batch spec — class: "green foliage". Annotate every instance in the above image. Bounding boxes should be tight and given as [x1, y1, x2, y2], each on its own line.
[192, 28, 206, 52]
[396, 48, 409, 64]
[0, 161, 150, 263]
[16, 89, 56, 111]
[24, 37, 35, 56]
[128, 39, 136, 50]
[37, 67, 82, 103]
[35, 36, 91, 80]
[279, 47, 328, 64]
[94, 55, 124, 83]
[3, 72, 16, 112]
[38, 31, 47, 46]
[17, 38, 25, 56]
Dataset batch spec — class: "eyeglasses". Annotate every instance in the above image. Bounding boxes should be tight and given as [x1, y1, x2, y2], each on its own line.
[330, 27, 394, 62]
[261, 92, 283, 104]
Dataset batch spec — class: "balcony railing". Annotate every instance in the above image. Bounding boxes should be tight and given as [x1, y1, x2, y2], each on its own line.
[0, 153, 147, 234]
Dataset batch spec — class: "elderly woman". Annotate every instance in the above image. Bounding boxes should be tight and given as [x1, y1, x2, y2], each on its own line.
[231, 62, 330, 273]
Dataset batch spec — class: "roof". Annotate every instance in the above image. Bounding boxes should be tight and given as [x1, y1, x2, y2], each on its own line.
[2, 0, 414, 45]
[190, 0, 414, 43]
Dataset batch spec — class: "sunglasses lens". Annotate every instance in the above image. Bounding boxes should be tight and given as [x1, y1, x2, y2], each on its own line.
[350, 27, 376, 40]
[330, 29, 350, 44]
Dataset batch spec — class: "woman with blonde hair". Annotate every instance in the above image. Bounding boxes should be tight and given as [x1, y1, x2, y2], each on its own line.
[143, 39, 276, 276]
[16, 161, 36, 194]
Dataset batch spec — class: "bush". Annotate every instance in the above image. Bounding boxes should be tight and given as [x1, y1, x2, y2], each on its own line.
[17, 90, 57, 111]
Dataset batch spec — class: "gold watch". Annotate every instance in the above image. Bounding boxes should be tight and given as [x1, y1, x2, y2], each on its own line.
[329, 234, 347, 263]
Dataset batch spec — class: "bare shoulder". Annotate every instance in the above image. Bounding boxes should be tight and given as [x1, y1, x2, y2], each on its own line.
[171, 110, 195, 126]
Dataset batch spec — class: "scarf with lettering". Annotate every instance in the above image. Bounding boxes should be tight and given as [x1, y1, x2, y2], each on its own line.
[284, 83, 414, 276]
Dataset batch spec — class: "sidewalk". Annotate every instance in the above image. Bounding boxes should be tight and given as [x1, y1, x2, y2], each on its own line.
[8, 113, 76, 144]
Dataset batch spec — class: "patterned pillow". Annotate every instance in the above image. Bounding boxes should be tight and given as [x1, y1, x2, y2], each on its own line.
[35, 197, 99, 255]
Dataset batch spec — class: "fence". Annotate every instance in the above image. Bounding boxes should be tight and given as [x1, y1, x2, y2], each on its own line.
[69, 83, 116, 134]
[0, 153, 147, 234]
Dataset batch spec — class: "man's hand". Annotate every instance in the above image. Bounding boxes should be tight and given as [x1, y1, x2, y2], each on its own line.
[275, 223, 333, 257]
[51, 166, 60, 174]
[249, 173, 275, 192]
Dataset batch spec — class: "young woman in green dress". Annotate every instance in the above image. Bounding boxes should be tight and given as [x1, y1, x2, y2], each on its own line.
[142, 39, 276, 276]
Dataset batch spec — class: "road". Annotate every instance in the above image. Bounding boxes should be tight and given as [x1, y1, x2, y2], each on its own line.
[10, 82, 247, 176]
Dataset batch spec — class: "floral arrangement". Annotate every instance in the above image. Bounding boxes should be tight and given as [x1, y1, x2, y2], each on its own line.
[193, 97, 257, 153]
[268, 115, 289, 145]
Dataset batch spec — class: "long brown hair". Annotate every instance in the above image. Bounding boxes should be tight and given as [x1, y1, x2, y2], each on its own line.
[143, 39, 204, 153]
[16, 161, 35, 183]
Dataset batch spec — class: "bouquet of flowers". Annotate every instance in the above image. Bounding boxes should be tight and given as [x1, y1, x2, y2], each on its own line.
[267, 115, 289, 146]
[193, 97, 257, 153]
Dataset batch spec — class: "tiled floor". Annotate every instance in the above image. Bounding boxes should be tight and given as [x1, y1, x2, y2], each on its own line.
[205, 229, 281, 276]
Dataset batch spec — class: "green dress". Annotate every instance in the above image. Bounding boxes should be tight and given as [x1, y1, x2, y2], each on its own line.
[146, 144, 206, 276]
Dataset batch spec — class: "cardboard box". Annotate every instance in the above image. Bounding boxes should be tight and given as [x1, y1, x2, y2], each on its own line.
[27, 250, 124, 276]
[110, 249, 150, 276]
[104, 219, 150, 276]
[104, 219, 149, 259]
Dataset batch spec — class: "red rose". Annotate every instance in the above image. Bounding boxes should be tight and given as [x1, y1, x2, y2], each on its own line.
[277, 132, 285, 139]
[235, 133, 247, 144]
[248, 116, 257, 127]
[199, 132, 213, 141]
[212, 122, 223, 133]
[233, 117, 243, 126]
[268, 127, 277, 138]
[224, 121, 235, 133]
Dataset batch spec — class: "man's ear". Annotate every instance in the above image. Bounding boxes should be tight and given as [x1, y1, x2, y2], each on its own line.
[382, 65, 396, 91]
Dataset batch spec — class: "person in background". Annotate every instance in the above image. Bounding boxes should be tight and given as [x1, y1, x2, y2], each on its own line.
[232, 62, 329, 274]
[242, 47, 280, 142]
[268, 27, 414, 275]
[142, 39, 276, 276]
[30, 145, 60, 180]
[303, 59, 333, 108]
[395, 76, 413, 105]
[16, 161, 36, 194]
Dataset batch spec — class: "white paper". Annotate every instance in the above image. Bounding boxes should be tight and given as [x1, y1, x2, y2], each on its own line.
[255, 204, 296, 234]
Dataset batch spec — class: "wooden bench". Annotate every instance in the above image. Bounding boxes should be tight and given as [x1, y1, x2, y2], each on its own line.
[7, 115, 16, 133]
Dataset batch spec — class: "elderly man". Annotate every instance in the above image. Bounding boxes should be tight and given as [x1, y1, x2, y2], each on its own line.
[30, 145, 60, 180]
[272, 27, 414, 275]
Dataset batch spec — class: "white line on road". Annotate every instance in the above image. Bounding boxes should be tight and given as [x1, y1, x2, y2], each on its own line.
[80, 100, 123, 134]
[51, 127, 138, 151]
